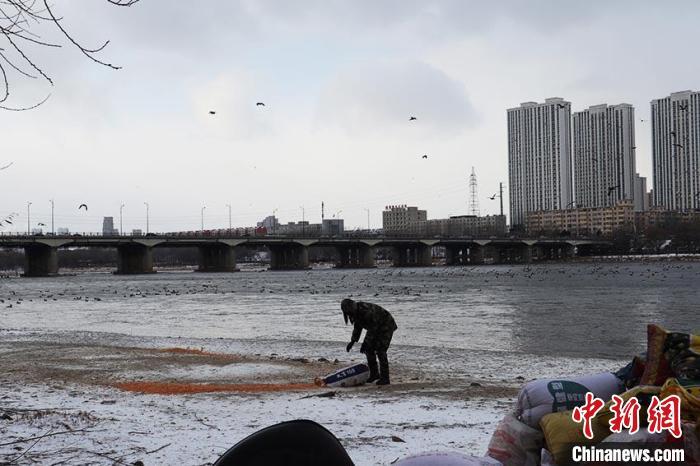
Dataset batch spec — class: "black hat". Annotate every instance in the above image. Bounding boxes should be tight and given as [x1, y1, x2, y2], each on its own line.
[341, 298, 355, 324]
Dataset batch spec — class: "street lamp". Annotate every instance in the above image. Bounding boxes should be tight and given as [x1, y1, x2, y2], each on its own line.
[272, 208, 278, 234]
[26, 201, 32, 235]
[120, 203, 125, 236]
[364, 208, 370, 231]
[144, 202, 149, 234]
[50, 199, 55, 235]
[226, 204, 232, 231]
[299, 206, 305, 235]
[201, 205, 206, 231]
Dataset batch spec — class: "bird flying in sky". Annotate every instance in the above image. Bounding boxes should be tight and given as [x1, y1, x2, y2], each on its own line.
[488, 194, 497, 200]
[209, 110, 216, 115]
[421, 155, 428, 159]
[256, 102, 265, 106]
[409, 116, 417, 121]
[607, 185, 620, 196]
[78, 204, 88, 211]
[0, 162, 13, 170]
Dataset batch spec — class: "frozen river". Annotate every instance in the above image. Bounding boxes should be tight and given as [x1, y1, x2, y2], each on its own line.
[2, 262, 698, 371]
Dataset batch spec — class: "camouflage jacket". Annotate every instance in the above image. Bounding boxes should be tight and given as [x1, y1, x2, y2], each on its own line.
[350, 301, 398, 343]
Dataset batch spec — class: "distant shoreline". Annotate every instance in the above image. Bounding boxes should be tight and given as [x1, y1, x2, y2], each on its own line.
[1, 254, 700, 276]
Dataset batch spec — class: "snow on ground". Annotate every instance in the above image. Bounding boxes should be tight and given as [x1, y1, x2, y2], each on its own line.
[1, 380, 511, 465]
[127, 362, 296, 382]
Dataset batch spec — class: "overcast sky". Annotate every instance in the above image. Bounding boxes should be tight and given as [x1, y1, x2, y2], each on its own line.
[2, 1, 699, 233]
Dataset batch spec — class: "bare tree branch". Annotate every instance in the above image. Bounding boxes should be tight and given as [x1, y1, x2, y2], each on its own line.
[0, 0, 139, 110]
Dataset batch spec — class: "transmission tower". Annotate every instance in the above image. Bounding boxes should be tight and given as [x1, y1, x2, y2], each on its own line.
[469, 167, 480, 216]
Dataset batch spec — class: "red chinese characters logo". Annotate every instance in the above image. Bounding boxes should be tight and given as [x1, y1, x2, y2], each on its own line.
[608, 394, 641, 434]
[647, 394, 681, 439]
[572, 392, 604, 440]
[571, 393, 682, 439]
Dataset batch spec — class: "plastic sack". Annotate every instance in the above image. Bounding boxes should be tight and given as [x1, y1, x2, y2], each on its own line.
[614, 353, 646, 389]
[680, 422, 700, 464]
[601, 429, 666, 444]
[640, 324, 700, 386]
[394, 452, 502, 466]
[660, 378, 700, 421]
[486, 414, 543, 466]
[314, 363, 370, 388]
[516, 372, 624, 428]
[540, 449, 556, 466]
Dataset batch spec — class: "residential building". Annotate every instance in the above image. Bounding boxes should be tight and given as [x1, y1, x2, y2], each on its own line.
[382, 205, 506, 236]
[419, 215, 507, 237]
[257, 215, 279, 233]
[526, 201, 635, 237]
[651, 90, 700, 210]
[277, 221, 322, 236]
[573, 103, 636, 208]
[507, 97, 573, 228]
[382, 205, 427, 234]
[322, 219, 344, 236]
[633, 174, 649, 212]
[636, 208, 700, 232]
[102, 217, 118, 235]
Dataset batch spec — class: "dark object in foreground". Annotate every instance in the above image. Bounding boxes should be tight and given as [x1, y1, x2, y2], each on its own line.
[213, 419, 354, 466]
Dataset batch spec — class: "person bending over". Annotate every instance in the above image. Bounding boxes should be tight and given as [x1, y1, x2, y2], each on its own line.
[341, 298, 397, 385]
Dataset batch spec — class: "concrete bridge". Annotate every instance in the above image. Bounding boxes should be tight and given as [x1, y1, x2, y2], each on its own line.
[0, 235, 610, 277]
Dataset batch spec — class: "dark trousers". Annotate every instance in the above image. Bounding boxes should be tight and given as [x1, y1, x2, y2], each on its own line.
[364, 330, 394, 382]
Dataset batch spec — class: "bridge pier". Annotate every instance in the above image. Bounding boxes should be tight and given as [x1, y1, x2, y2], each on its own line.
[269, 244, 310, 270]
[23, 245, 59, 277]
[563, 244, 576, 260]
[116, 245, 154, 274]
[392, 245, 432, 267]
[336, 245, 375, 268]
[576, 243, 603, 257]
[197, 245, 238, 272]
[485, 245, 502, 264]
[445, 246, 464, 265]
[445, 245, 485, 265]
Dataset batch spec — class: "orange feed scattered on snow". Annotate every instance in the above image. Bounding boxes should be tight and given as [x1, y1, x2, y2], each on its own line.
[114, 381, 317, 395]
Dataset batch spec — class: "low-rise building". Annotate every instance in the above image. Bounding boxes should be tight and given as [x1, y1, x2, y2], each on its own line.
[382, 205, 427, 234]
[382, 205, 506, 236]
[526, 201, 635, 237]
[276, 221, 322, 236]
[257, 215, 279, 233]
[322, 219, 344, 236]
[635, 208, 700, 232]
[102, 217, 118, 235]
[419, 215, 507, 237]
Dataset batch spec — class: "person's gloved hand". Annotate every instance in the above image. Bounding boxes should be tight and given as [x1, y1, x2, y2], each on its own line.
[346, 341, 354, 352]
[360, 342, 367, 354]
